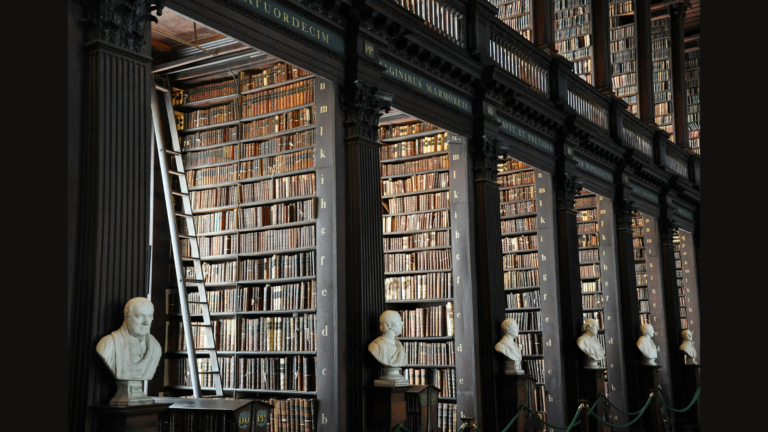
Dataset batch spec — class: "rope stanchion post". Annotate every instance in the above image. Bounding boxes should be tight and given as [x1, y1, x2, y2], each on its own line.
[578, 403, 590, 432]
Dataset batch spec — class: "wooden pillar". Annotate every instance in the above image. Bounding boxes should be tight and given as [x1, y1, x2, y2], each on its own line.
[552, 142, 584, 422]
[613, 172, 645, 431]
[533, 0, 557, 54]
[669, 3, 689, 148]
[342, 80, 393, 432]
[69, 1, 160, 431]
[591, 0, 613, 93]
[635, 0, 655, 125]
[467, 136, 506, 432]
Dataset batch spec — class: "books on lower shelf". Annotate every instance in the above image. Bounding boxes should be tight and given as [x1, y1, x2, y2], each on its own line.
[402, 367, 456, 399]
[177, 101, 238, 130]
[385, 273, 453, 300]
[438, 403, 457, 432]
[239, 314, 317, 352]
[167, 356, 236, 388]
[402, 341, 456, 365]
[384, 191, 450, 214]
[167, 319, 235, 351]
[505, 311, 542, 331]
[396, 304, 455, 337]
[238, 356, 317, 391]
[258, 398, 318, 432]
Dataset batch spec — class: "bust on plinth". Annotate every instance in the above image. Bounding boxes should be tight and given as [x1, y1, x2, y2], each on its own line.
[369, 310, 409, 386]
[495, 318, 525, 375]
[96, 297, 162, 405]
[577, 318, 605, 369]
[679, 329, 698, 365]
[636, 323, 659, 367]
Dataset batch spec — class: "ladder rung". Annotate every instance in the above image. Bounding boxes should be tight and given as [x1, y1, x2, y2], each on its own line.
[169, 170, 185, 176]
[175, 212, 193, 218]
[186, 301, 208, 304]
[198, 371, 220, 375]
[178, 234, 195, 240]
[166, 149, 182, 156]
[202, 395, 224, 398]
[172, 191, 189, 197]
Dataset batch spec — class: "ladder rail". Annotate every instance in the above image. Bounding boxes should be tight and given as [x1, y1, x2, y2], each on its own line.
[150, 85, 203, 399]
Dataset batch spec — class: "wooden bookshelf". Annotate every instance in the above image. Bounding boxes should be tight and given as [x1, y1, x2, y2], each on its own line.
[673, 230, 700, 358]
[496, 157, 563, 425]
[684, 47, 700, 154]
[554, 0, 594, 85]
[161, 61, 338, 426]
[379, 116, 462, 431]
[492, 0, 533, 41]
[609, 0, 639, 115]
[651, 16, 675, 141]
[574, 190, 628, 411]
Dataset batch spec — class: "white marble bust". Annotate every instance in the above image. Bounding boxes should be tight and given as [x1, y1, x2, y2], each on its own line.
[577, 318, 605, 369]
[679, 329, 698, 365]
[636, 323, 659, 366]
[369, 310, 409, 386]
[96, 297, 162, 405]
[495, 318, 525, 375]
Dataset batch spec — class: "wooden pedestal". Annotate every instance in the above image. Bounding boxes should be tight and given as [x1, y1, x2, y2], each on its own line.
[494, 374, 533, 432]
[406, 384, 440, 432]
[91, 403, 172, 432]
[366, 385, 409, 432]
[577, 368, 608, 432]
[676, 365, 701, 432]
[638, 365, 664, 432]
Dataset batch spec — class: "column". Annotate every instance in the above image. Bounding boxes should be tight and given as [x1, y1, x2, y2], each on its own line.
[635, 0, 655, 125]
[669, 3, 689, 148]
[68, 1, 162, 431]
[592, 0, 613, 93]
[533, 0, 557, 54]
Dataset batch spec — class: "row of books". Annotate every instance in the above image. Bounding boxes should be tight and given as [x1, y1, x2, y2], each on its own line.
[237, 225, 315, 253]
[238, 355, 317, 391]
[238, 148, 315, 179]
[580, 264, 600, 278]
[640, 314, 651, 325]
[182, 261, 238, 283]
[555, 23, 590, 40]
[438, 403, 457, 432]
[611, 48, 635, 64]
[190, 185, 238, 210]
[168, 288, 238, 314]
[167, 319, 235, 351]
[177, 101, 238, 130]
[577, 233, 599, 248]
[502, 14, 530, 31]
[173, 79, 237, 105]
[240, 130, 316, 159]
[402, 341, 456, 366]
[385, 191, 449, 215]
[238, 199, 316, 229]
[241, 80, 315, 118]
[612, 60, 636, 74]
[500, 200, 536, 217]
[384, 273, 453, 301]
[239, 314, 317, 352]
[238, 174, 316, 205]
[239, 251, 317, 281]
[381, 154, 449, 177]
[610, 25, 634, 41]
[241, 107, 315, 140]
[241, 63, 312, 92]
[572, 58, 592, 76]
[576, 209, 597, 222]
[633, 238, 644, 248]
[498, 159, 530, 172]
[181, 125, 239, 149]
[506, 290, 540, 309]
[503, 251, 539, 269]
[639, 300, 650, 312]
[187, 164, 238, 187]
[502, 234, 538, 252]
[380, 134, 448, 160]
[183, 145, 237, 168]
[379, 121, 440, 139]
[555, 35, 591, 52]
[499, 169, 535, 187]
[609, 0, 633, 15]
[381, 172, 450, 196]
[382, 210, 450, 233]
[561, 46, 592, 63]
[582, 293, 603, 309]
[579, 249, 599, 262]
[384, 250, 451, 273]
[610, 38, 635, 53]
[575, 196, 596, 207]
[257, 398, 318, 432]
[238, 282, 317, 312]
[504, 269, 540, 289]
[525, 358, 545, 384]
[167, 357, 236, 388]
[611, 73, 636, 89]
[383, 231, 451, 251]
[500, 185, 534, 202]
[582, 280, 602, 293]
[636, 273, 648, 286]
[518, 333, 542, 355]
[397, 304, 455, 337]
[634, 248, 646, 259]
[501, 216, 537, 234]
[401, 367, 456, 398]
[506, 310, 542, 331]
[181, 234, 237, 258]
[583, 311, 604, 329]
[496, 0, 529, 17]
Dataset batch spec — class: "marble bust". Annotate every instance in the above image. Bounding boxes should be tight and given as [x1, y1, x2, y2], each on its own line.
[495, 318, 525, 375]
[96, 297, 162, 405]
[636, 323, 659, 366]
[577, 318, 605, 369]
[679, 329, 698, 365]
[369, 310, 409, 386]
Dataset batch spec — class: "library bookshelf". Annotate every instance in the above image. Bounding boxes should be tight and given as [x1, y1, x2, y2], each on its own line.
[492, 0, 533, 41]
[554, 0, 594, 85]
[609, 0, 639, 115]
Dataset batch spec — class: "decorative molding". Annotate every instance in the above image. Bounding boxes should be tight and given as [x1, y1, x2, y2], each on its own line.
[80, 0, 165, 53]
[471, 137, 503, 182]
[555, 173, 583, 211]
[614, 199, 638, 231]
[342, 80, 393, 141]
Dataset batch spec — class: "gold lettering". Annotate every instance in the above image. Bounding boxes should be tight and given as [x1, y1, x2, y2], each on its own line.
[273, 7, 281, 19]
[322, 289, 327, 296]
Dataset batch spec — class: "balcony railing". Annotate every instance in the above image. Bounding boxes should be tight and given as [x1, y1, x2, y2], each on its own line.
[489, 32, 549, 96]
[622, 123, 653, 158]
[567, 82, 609, 130]
[665, 153, 688, 177]
[392, 0, 466, 47]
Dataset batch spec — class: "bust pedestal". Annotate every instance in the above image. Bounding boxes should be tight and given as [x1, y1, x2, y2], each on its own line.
[638, 365, 665, 432]
[90, 403, 171, 432]
[677, 365, 701, 432]
[577, 368, 608, 432]
[374, 366, 410, 387]
[365, 385, 409, 432]
[494, 374, 532, 432]
[110, 381, 155, 406]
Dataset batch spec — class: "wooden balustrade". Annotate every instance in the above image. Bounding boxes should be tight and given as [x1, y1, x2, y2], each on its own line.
[391, 0, 466, 47]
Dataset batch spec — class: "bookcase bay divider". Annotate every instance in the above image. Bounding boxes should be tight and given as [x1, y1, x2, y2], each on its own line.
[160, 61, 340, 431]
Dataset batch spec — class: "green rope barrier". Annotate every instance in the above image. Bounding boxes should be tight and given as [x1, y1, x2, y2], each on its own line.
[500, 406, 525, 432]
[591, 392, 648, 417]
[392, 423, 411, 432]
[564, 406, 583, 432]
[587, 392, 654, 429]
[588, 394, 604, 414]
[655, 385, 700, 413]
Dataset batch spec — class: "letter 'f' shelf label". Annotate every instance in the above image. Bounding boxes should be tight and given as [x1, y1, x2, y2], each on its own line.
[240, 0, 344, 53]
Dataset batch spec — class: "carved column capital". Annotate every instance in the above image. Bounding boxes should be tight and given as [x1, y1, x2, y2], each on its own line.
[614, 198, 638, 231]
[659, 217, 680, 246]
[554, 173, 583, 211]
[471, 137, 503, 183]
[342, 80, 393, 141]
[79, 0, 165, 53]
